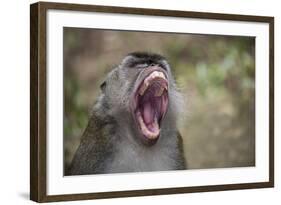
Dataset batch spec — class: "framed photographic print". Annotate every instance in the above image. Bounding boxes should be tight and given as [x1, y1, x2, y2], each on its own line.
[30, 1, 274, 202]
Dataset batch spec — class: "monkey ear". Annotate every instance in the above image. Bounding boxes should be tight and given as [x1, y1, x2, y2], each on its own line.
[100, 81, 106, 92]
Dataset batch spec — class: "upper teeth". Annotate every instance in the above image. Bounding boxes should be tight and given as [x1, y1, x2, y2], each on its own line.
[139, 71, 167, 96]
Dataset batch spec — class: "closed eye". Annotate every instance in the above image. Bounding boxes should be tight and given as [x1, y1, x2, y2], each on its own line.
[135, 63, 149, 69]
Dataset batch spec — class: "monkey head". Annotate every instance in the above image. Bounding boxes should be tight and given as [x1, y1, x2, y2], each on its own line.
[96, 52, 182, 146]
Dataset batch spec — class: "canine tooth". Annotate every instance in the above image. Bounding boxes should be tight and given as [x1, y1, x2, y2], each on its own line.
[155, 87, 164, 96]
[143, 78, 148, 87]
[139, 86, 145, 95]
[151, 72, 157, 79]
[139, 82, 148, 95]
[145, 79, 150, 87]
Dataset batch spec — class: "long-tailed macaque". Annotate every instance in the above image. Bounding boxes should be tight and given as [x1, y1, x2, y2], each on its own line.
[68, 52, 186, 175]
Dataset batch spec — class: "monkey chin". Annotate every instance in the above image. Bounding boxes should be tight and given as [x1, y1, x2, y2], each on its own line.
[131, 67, 169, 146]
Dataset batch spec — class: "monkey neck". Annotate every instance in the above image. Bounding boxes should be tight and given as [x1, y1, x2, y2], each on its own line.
[105, 121, 181, 173]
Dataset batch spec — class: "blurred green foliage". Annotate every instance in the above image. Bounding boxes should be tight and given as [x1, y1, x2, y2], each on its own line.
[63, 28, 255, 171]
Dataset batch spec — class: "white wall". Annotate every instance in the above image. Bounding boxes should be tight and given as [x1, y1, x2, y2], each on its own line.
[0, 0, 279, 204]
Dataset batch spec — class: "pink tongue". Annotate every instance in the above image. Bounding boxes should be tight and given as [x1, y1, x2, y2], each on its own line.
[143, 102, 154, 124]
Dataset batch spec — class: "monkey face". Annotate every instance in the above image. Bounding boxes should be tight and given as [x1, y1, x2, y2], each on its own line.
[99, 52, 176, 146]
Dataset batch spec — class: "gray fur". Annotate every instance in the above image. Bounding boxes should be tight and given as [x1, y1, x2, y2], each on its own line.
[68, 52, 186, 175]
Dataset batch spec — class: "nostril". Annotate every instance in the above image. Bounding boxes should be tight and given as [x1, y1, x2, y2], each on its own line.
[150, 63, 156, 67]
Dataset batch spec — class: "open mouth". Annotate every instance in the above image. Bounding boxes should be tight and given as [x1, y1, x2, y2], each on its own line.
[132, 70, 169, 143]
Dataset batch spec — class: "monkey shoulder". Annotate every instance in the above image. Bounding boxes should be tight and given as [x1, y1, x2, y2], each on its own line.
[68, 115, 117, 175]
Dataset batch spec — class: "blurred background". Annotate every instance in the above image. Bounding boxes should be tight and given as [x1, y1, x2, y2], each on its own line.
[63, 27, 255, 173]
